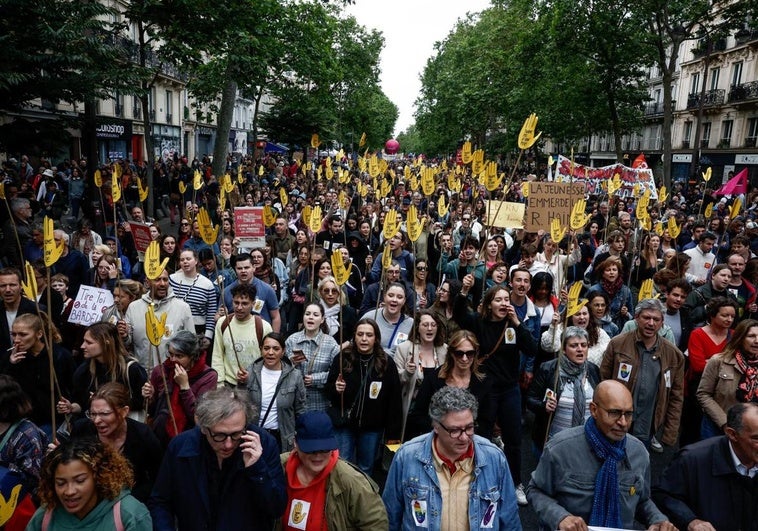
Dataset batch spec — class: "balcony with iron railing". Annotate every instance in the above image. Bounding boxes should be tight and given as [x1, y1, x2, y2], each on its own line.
[735, 28, 758, 45]
[109, 34, 188, 82]
[729, 81, 758, 104]
[745, 137, 757, 148]
[687, 89, 725, 110]
[644, 102, 664, 116]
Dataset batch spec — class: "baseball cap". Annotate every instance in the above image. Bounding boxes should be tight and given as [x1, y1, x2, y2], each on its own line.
[295, 412, 337, 453]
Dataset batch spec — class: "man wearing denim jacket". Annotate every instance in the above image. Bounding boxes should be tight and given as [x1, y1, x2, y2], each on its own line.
[382, 387, 521, 530]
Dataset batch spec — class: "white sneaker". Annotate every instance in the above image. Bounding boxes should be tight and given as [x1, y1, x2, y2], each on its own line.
[650, 436, 663, 453]
[515, 483, 528, 506]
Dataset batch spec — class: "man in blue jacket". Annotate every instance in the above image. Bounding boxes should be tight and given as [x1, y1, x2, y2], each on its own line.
[382, 386, 522, 530]
[148, 388, 286, 530]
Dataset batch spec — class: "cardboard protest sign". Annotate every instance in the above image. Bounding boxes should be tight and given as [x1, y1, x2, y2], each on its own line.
[67, 286, 114, 326]
[129, 222, 153, 253]
[525, 182, 585, 232]
[486, 201, 525, 228]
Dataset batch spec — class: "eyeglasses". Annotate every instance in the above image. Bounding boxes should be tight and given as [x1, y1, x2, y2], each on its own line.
[321, 288, 339, 295]
[85, 410, 114, 419]
[462, 218, 471, 221]
[594, 404, 634, 421]
[416, 266, 428, 271]
[206, 429, 246, 443]
[452, 349, 476, 359]
[437, 421, 475, 439]
[180, 222, 190, 226]
[438, 287, 449, 293]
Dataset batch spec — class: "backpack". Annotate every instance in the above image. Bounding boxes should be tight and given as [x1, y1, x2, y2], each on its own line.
[220, 313, 264, 345]
[41, 500, 123, 531]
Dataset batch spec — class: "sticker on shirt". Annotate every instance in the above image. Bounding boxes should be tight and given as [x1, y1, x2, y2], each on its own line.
[664, 369, 671, 388]
[252, 298, 264, 314]
[412, 500, 428, 527]
[617, 362, 632, 382]
[369, 381, 382, 399]
[504, 328, 516, 344]
[481, 500, 498, 528]
[287, 499, 310, 530]
[108, 315, 118, 325]
[394, 333, 408, 346]
[543, 388, 556, 403]
[163, 324, 173, 339]
[323, 241, 331, 250]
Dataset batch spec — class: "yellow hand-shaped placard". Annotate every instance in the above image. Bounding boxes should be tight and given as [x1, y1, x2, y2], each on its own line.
[111, 172, 121, 203]
[407, 205, 423, 243]
[309, 206, 322, 233]
[145, 304, 168, 347]
[570, 199, 591, 230]
[383, 209, 399, 240]
[550, 218, 567, 244]
[197, 207, 219, 245]
[144, 240, 169, 280]
[0, 482, 22, 526]
[421, 168, 435, 196]
[702, 167, 712, 182]
[331, 252, 349, 286]
[280, 187, 288, 207]
[461, 141, 473, 164]
[731, 198, 742, 219]
[657, 185, 668, 204]
[311, 134, 320, 149]
[638, 279, 656, 302]
[704, 203, 713, 219]
[193, 169, 203, 190]
[566, 281, 587, 318]
[359, 132, 366, 147]
[224, 174, 235, 193]
[94, 169, 102, 188]
[667, 217, 681, 239]
[382, 243, 393, 269]
[262, 205, 276, 228]
[138, 177, 148, 202]
[518, 113, 542, 149]
[437, 194, 449, 218]
[521, 182, 530, 198]
[178, 181, 187, 194]
[21, 261, 37, 300]
[43, 217, 63, 267]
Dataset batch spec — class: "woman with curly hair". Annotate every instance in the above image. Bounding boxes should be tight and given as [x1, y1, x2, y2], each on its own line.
[325, 318, 402, 475]
[27, 438, 151, 529]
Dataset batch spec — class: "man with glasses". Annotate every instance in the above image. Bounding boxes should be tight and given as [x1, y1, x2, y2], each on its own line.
[600, 298, 684, 453]
[149, 387, 286, 530]
[527, 380, 675, 531]
[452, 212, 482, 254]
[383, 386, 521, 530]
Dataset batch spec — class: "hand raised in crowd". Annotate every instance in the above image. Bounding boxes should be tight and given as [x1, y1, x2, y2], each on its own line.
[142, 382, 154, 400]
[461, 273, 474, 294]
[236, 367, 249, 385]
[8, 347, 26, 365]
[335, 374, 346, 393]
[240, 430, 264, 468]
[173, 364, 190, 390]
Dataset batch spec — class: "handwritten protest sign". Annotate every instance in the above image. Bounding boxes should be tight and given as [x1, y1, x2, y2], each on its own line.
[525, 182, 585, 232]
[67, 286, 114, 326]
[486, 201, 525, 228]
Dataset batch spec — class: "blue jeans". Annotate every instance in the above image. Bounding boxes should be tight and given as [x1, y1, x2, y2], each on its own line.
[334, 428, 382, 476]
[701, 416, 722, 440]
[489, 385, 522, 485]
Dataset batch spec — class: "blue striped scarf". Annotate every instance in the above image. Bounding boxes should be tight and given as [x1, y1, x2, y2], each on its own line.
[584, 416, 626, 528]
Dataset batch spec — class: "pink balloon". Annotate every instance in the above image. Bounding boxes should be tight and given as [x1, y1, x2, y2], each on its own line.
[385, 139, 400, 154]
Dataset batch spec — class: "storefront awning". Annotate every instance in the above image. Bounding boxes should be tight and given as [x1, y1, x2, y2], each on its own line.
[264, 142, 288, 154]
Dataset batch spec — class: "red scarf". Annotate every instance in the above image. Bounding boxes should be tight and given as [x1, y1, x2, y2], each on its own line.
[165, 353, 208, 438]
[601, 276, 623, 297]
[735, 350, 758, 403]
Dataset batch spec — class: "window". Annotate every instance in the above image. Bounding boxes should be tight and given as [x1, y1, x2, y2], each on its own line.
[114, 91, 123, 116]
[709, 68, 720, 91]
[133, 96, 141, 119]
[165, 90, 173, 122]
[654, 125, 662, 149]
[683, 121, 693, 142]
[721, 120, 733, 146]
[747, 117, 758, 147]
[731, 62, 743, 86]
[701, 122, 711, 147]
[690, 72, 700, 95]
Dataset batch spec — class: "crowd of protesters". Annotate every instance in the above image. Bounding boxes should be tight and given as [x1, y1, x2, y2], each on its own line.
[0, 150, 757, 529]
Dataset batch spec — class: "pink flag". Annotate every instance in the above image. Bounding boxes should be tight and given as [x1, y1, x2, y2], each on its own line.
[715, 168, 748, 196]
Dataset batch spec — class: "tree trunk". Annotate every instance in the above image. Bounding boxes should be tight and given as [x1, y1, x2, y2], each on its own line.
[83, 98, 98, 174]
[141, 93, 156, 218]
[212, 76, 238, 178]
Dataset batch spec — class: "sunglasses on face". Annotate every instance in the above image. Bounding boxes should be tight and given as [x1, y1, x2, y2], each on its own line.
[452, 349, 476, 358]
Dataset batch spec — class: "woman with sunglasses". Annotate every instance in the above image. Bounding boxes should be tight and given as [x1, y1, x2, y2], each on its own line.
[405, 330, 492, 441]
[430, 279, 462, 342]
[176, 218, 192, 250]
[452, 281, 537, 506]
[395, 310, 448, 440]
[67, 383, 162, 503]
[317, 276, 358, 347]
[411, 259, 436, 311]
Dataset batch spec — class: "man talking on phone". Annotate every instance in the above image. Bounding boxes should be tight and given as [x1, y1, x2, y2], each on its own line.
[149, 388, 287, 530]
